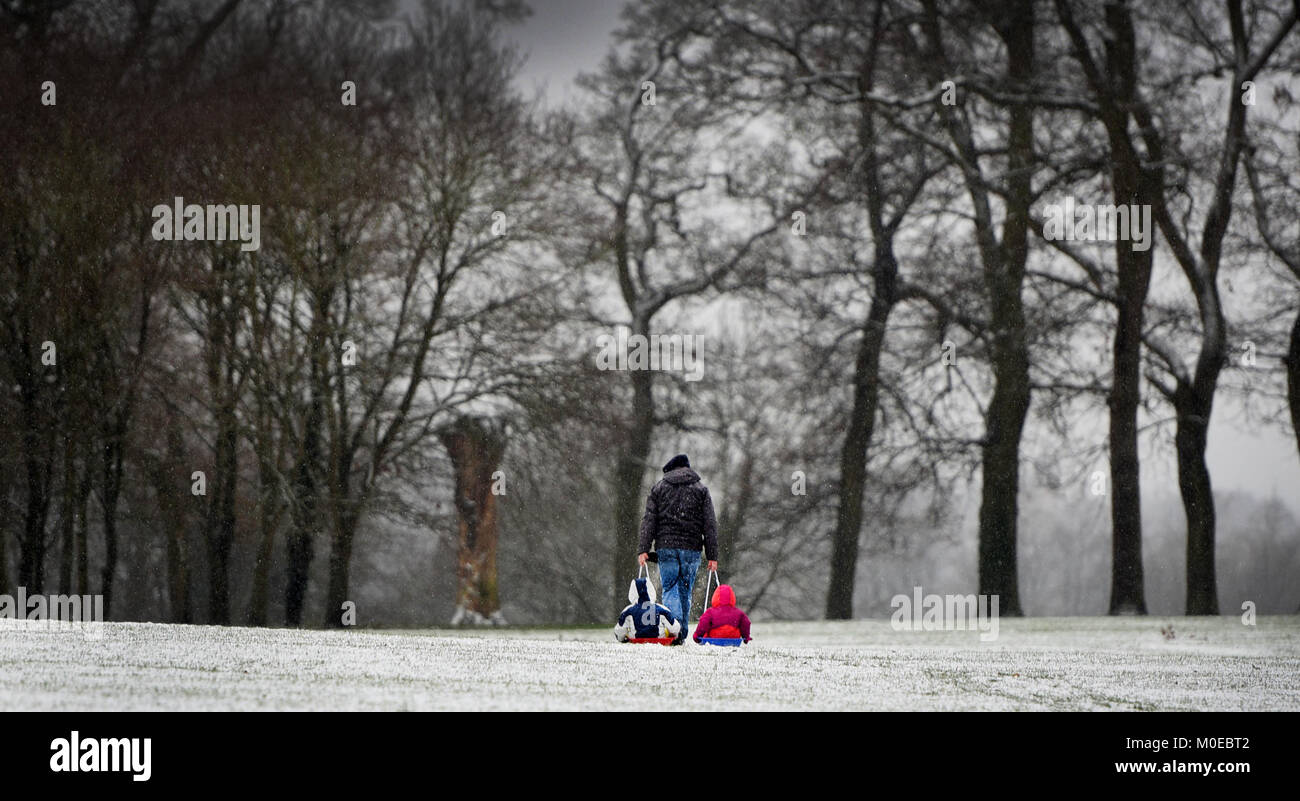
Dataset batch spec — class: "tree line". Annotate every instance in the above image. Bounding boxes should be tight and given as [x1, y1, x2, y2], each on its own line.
[1, 0, 1296, 626]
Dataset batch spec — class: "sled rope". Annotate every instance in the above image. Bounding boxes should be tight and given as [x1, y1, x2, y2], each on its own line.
[701, 568, 718, 616]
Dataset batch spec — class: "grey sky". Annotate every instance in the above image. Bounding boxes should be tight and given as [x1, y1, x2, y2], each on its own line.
[509, 0, 625, 106]
[394, 0, 623, 105]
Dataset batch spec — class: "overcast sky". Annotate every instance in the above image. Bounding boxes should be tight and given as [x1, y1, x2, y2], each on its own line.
[509, 0, 624, 106]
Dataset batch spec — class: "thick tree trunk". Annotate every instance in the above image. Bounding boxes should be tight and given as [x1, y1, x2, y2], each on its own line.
[1099, 0, 1151, 615]
[323, 508, 356, 628]
[1166, 276, 1226, 616]
[611, 330, 655, 615]
[1175, 386, 1220, 615]
[974, 1, 1033, 617]
[1107, 287, 1149, 615]
[977, 360, 1029, 617]
[441, 417, 508, 625]
[826, 277, 894, 619]
[323, 448, 360, 627]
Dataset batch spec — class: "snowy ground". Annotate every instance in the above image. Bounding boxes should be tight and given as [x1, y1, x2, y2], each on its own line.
[2, 616, 1297, 711]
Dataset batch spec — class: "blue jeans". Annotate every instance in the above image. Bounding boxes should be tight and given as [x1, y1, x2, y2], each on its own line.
[657, 548, 701, 639]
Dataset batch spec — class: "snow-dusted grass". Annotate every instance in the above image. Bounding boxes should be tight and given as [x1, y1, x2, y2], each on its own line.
[2, 616, 1297, 711]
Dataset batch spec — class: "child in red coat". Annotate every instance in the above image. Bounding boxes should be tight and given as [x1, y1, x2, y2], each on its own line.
[693, 583, 751, 643]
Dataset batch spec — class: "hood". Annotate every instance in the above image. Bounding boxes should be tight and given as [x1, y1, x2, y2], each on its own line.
[628, 577, 656, 605]
[662, 467, 701, 486]
[711, 584, 736, 608]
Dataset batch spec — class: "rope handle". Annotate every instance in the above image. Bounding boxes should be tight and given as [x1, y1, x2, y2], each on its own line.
[638, 562, 649, 580]
[700, 568, 718, 614]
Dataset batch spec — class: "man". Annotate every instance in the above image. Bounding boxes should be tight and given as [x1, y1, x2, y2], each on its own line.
[636, 453, 719, 644]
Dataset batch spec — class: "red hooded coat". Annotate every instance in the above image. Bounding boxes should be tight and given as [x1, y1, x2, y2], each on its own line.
[693, 584, 751, 643]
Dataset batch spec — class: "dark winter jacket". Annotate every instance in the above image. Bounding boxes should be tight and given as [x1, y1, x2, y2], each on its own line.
[614, 577, 682, 641]
[693, 584, 751, 643]
[637, 467, 718, 561]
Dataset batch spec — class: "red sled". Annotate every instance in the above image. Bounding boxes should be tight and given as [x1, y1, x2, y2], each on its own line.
[627, 637, 676, 645]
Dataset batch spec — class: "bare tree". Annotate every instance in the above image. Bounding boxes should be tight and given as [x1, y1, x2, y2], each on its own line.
[567, 3, 804, 612]
[1119, 0, 1295, 614]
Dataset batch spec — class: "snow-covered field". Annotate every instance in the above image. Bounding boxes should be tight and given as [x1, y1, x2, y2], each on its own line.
[2, 616, 1297, 711]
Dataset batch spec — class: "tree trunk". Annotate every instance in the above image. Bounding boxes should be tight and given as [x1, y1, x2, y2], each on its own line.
[441, 417, 509, 625]
[101, 503, 118, 618]
[716, 453, 753, 578]
[1099, 0, 1151, 615]
[75, 472, 89, 596]
[1108, 281, 1149, 615]
[826, 274, 895, 619]
[0, 466, 10, 596]
[1175, 385, 1220, 615]
[1287, 308, 1300, 465]
[978, 361, 1030, 617]
[166, 523, 191, 624]
[284, 328, 326, 627]
[285, 285, 332, 627]
[323, 513, 356, 628]
[0, 513, 7, 599]
[150, 419, 192, 623]
[57, 437, 76, 595]
[825, 54, 900, 620]
[204, 405, 238, 624]
[323, 450, 359, 628]
[284, 439, 318, 628]
[18, 462, 52, 594]
[283, 450, 316, 628]
[611, 342, 655, 615]
[245, 444, 279, 626]
[974, 1, 1033, 617]
[99, 435, 126, 619]
[18, 384, 53, 594]
[200, 254, 241, 625]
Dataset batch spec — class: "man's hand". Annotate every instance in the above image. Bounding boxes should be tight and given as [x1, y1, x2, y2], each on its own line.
[638, 552, 648, 567]
[708, 560, 718, 572]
